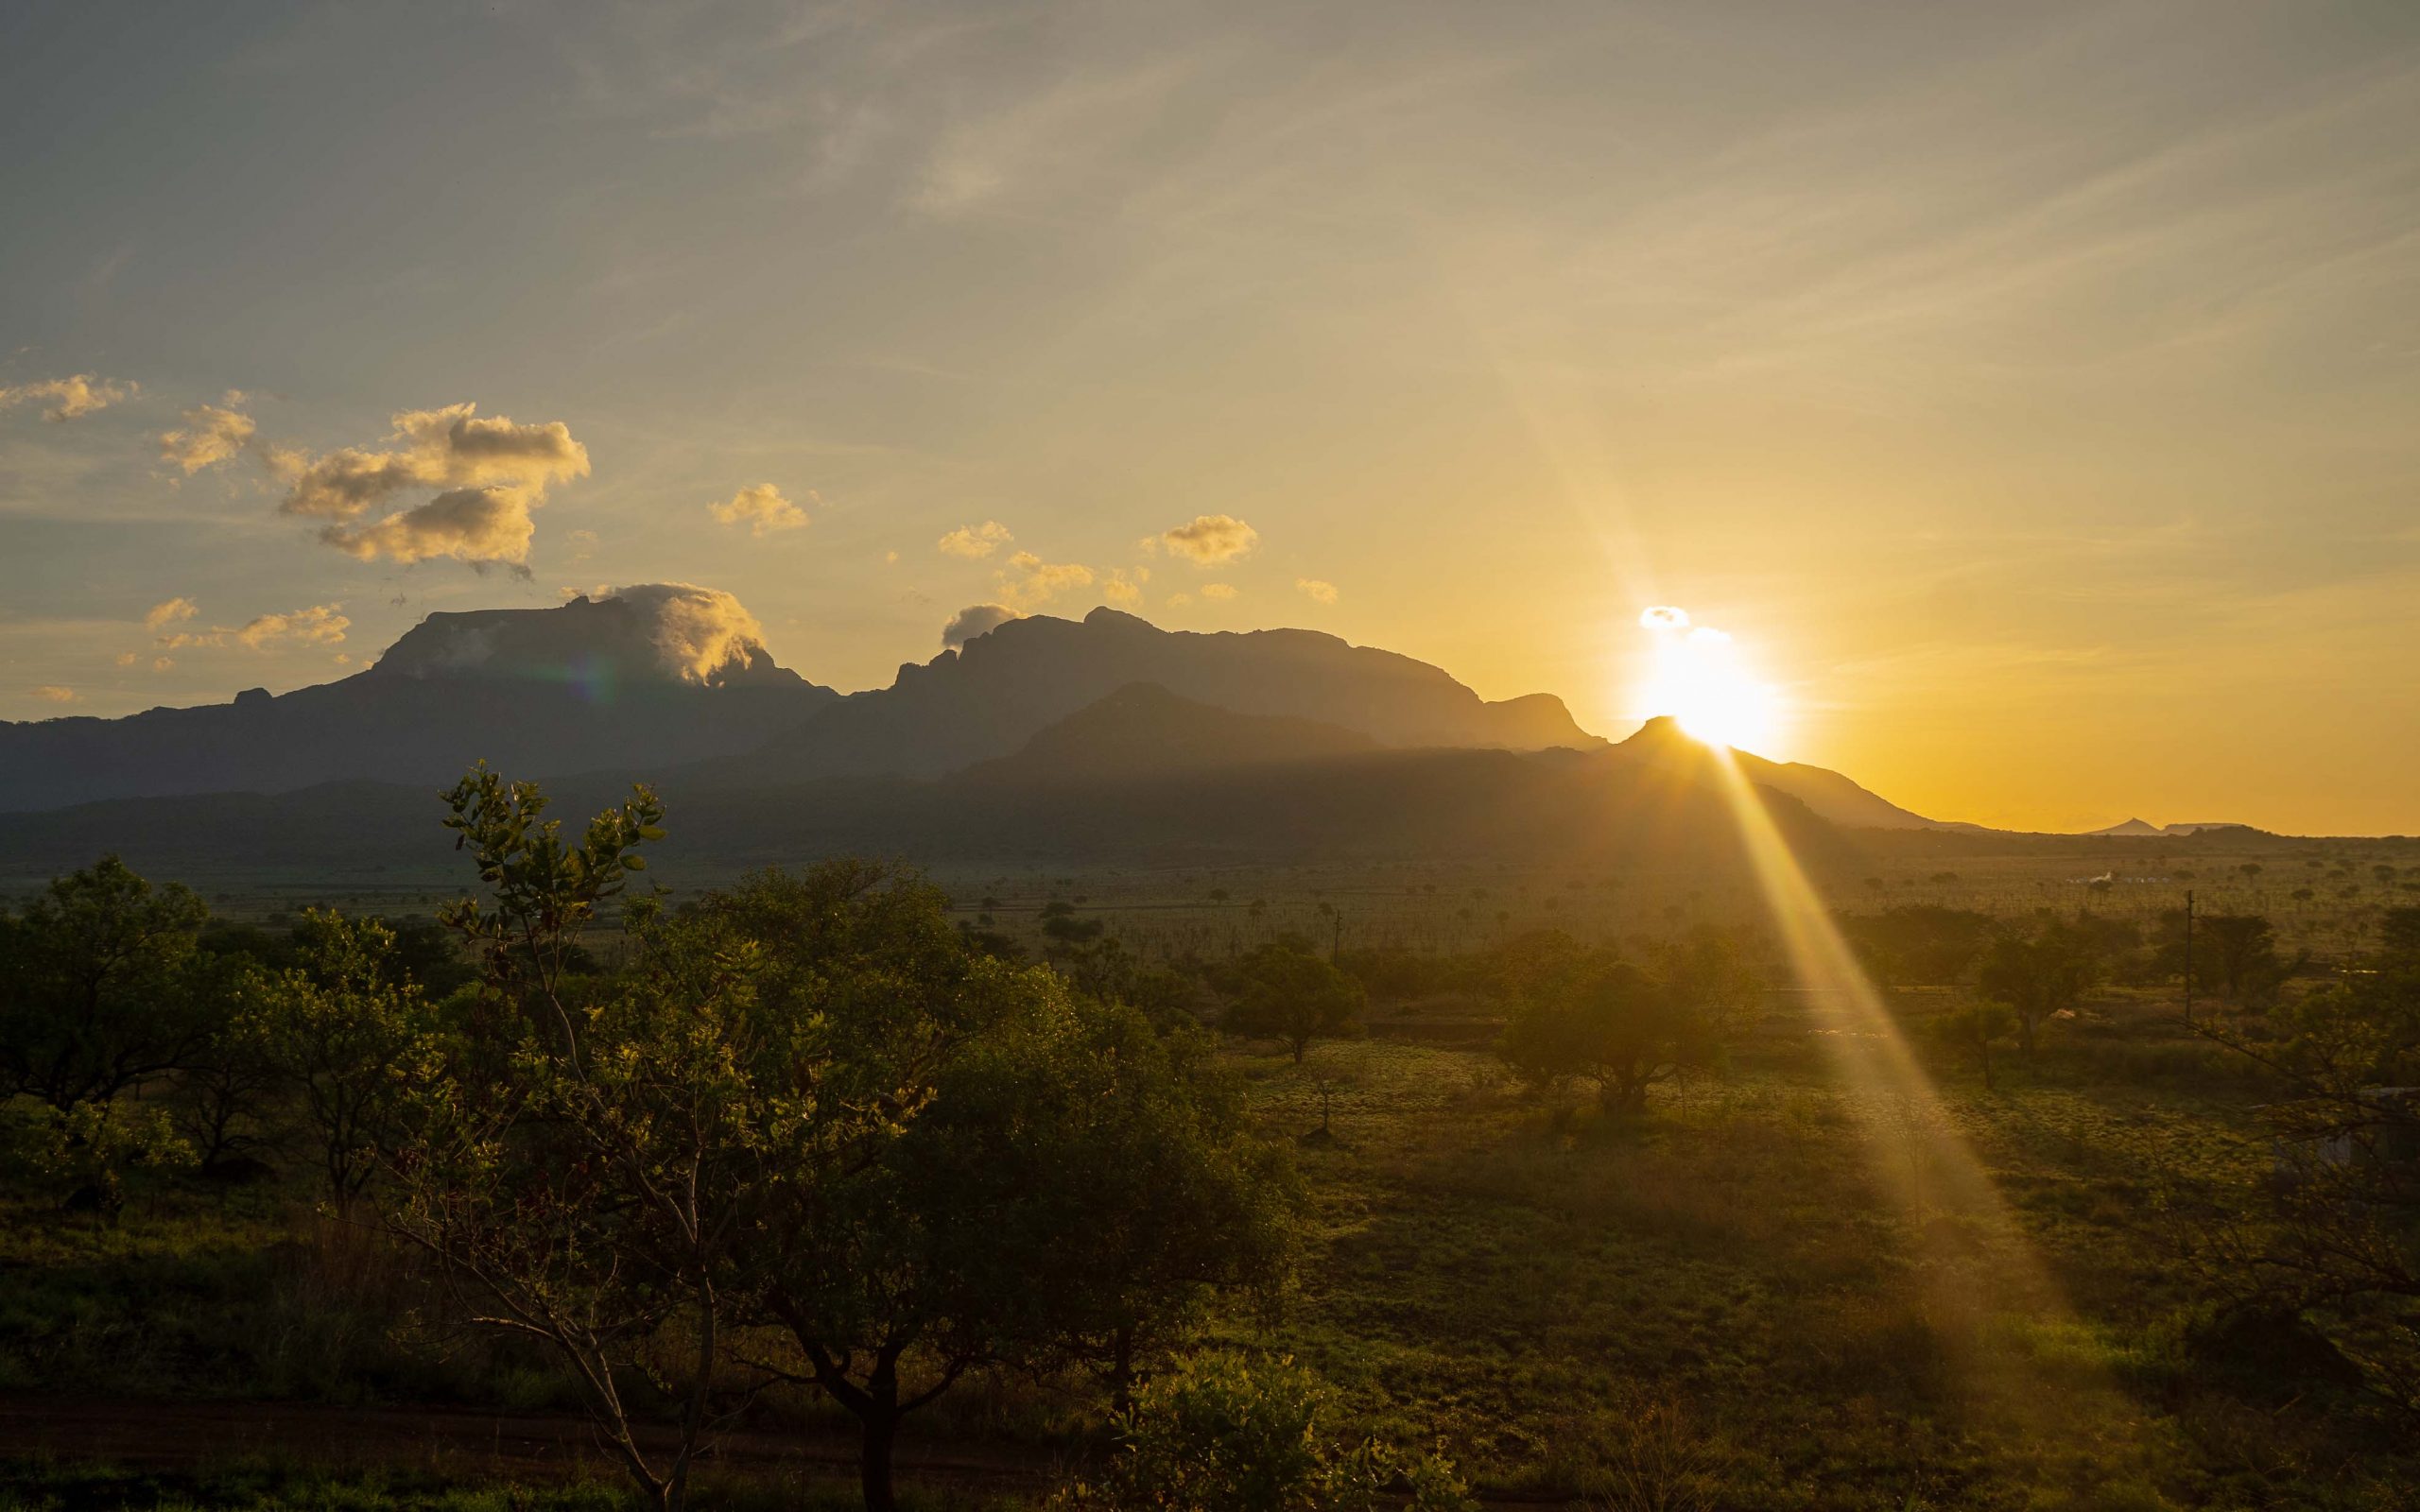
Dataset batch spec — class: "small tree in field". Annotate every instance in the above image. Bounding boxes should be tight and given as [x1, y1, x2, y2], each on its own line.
[1976, 921, 2100, 1059]
[0, 855, 218, 1109]
[1495, 939, 1740, 1117]
[1224, 943, 1365, 1063]
[238, 909, 435, 1212]
[1932, 1001, 2015, 1091]
[382, 768, 914, 1512]
[1050, 1352, 1476, 1512]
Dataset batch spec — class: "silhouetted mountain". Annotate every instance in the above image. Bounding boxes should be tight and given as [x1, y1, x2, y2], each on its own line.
[0, 589, 836, 813]
[1606, 716, 1958, 832]
[0, 730, 1850, 886]
[2088, 817, 2169, 837]
[705, 608, 1599, 787]
[2084, 817, 2254, 838]
[959, 683, 1381, 785]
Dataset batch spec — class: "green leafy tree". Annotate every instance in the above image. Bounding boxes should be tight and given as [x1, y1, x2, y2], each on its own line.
[1051, 1352, 1476, 1512]
[1495, 942, 1738, 1117]
[1976, 921, 2100, 1059]
[239, 909, 438, 1211]
[383, 770, 901, 1512]
[1932, 1001, 2015, 1091]
[2202, 913, 2293, 1004]
[1224, 944, 1366, 1064]
[0, 855, 218, 1109]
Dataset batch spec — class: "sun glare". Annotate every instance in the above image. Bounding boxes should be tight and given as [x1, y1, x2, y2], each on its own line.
[1636, 606, 1783, 750]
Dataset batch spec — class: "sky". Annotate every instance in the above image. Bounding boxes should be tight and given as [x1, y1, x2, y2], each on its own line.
[2, 0, 2416, 835]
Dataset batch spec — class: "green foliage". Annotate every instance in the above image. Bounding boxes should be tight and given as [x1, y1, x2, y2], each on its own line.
[1054, 1352, 1476, 1512]
[1930, 1000, 2016, 1091]
[1224, 946, 1365, 1064]
[0, 855, 219, 1109]
[236, 909, 438, 1209]
[1493, 932, 1743, 1116]
[1977, 920, 2102, 1057]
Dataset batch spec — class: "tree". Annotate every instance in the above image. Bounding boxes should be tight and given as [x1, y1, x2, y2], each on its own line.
[239, 909, 436, 1211]
[0, 855, 218, 1109]
[2201, 913, 2292, 1004]
[1050, 1351, 1476, 1512]
[1932, 1001, 2015, 1091]
[751, 959, 1299, 1512]
[1495, 941, 1738, 1117]
[1975, 921, 2100, 1058]
[383, 769, 902, 1512]
[1224, 944, 1365, 1064]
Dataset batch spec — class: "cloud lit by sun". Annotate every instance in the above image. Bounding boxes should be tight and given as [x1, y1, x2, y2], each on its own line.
[1636, 606, 1784, 751]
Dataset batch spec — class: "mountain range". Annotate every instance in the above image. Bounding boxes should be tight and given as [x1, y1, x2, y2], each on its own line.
[0, 588, 1971, 882]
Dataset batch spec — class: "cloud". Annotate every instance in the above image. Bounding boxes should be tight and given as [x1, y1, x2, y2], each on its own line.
[278, 403, 590, 566]
[942, 603, 1021, 648]
[1639, 606, 1691, 632]
[235, 603, 350, 649]
[144, 596, 199, 631]
[1161, 513, 1258, 565]
[1201, 582, 1237, 601]
[1102, 564, 1151, 606]
[938, 520, 1013, 558]
[151, 657, 172, 673]
[995, 550, 1094, 610]
[114, 652, 138, 668]
[0, 374, 135, 421]
[157, 393, 257, 473]
[1296, 577, 1339, 605]
[708, 482, 809, 535]
[31, 685, 77, 703]
[596, 582, 771, 683]
[1167, 593, 1193, 608]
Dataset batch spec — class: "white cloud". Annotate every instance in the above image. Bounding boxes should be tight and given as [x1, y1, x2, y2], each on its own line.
[708, 482, 809, 535]
[158, 394, 257, 473]
[596, 582, 771, 683]
[1296, 577, 1339, 605]
[1161, 513, 1258, 565]
[277, 403, 590, 566]
[144, 596, 199, 631]
[0, 374, 135, 421]
[995, 550, 1094, 610]
[31, 685, 77, 703]
[938, 520, 1013, 558]
[942, 603, 1020, 648]
[235, 603, 350, 649]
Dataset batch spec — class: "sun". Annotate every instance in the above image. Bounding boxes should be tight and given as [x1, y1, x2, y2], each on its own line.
[1636, 607, 1784, 751]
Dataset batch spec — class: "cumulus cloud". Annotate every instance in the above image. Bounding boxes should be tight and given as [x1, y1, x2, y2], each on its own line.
[278, 403, 590, 566]
[942, 603, 1020, 648]
[114, 652, 138, 668]
[1160, 513, 1258, 565]
[235, 603, 350, 649]
[938, 520, 1012, 558]
[31, 685, 77, 703]
[1201, 583, 1237, 601]
[1167, 593, 1193, 608]
[144, 596, 199, 631]
[995, 550, 1094, 610]
[1295, 578, 1339, 605]
[0, 374, 135, 421]
[708, 482, 809, 535]
[1102, 564, 1150, 607]
[596, 582, 770, 683]
[158, 393, 257, 473]
[1639, 606, 1691, 633]
[151, 657, 173, 673]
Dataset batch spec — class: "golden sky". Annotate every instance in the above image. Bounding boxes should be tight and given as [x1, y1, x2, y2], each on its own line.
[2, 1, 2415, 833]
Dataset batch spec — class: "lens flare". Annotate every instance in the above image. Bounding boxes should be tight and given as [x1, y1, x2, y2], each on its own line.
[1636, 608, 1782, 749]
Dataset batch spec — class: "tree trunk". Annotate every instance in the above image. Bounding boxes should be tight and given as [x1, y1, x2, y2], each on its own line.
[859, 1401, 900, 1512]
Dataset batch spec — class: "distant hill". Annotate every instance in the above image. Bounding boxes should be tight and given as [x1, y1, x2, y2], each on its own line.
[2083, 817, 2255, 838]
[0, 589, 837, 813]
[1604, 716, 1959, 832]
[705, 608, 1600, 787]
[959, 682, 1381, 785]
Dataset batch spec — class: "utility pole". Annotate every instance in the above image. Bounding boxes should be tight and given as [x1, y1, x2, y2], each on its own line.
[2182, 888, 2195, 1028]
